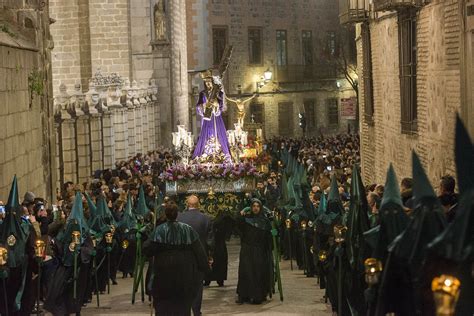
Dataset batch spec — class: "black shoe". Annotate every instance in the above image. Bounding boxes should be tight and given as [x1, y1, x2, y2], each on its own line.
[122, 273, 127, 278]
[235, 297, 244, 304]
[217, 280, 224, 287]
[112, 279, 118, 285]
[203, 280, 211, 286]
[250, 298, 262, 304]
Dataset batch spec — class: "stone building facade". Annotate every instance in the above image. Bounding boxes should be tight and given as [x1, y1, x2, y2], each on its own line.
[0, 0, 56, 200]
[53, 72, 158, 187]
[186, 0, 358, 139]
[342, 0, 474, 185]
[49, 0, 189, 148]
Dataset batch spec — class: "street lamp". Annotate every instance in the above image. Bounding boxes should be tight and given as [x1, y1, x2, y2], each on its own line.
[256, 68, 273, 92]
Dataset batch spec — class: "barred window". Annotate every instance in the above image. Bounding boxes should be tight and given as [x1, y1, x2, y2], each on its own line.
[302, 30, 313, 65]
[278, 102, 293, 136]
[248, 102, 264, 124]
[327, 98, 339, 126]
[399, 9, 418, 134]
[304, 99, 316, 130]
[248, 28, 263, 65]
[276, 30, 287, 66]
[361, 23, 374, 123]
[212, 27, 227, 66]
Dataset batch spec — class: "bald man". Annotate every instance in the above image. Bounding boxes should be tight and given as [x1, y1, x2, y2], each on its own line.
[177, 195, 213, 316]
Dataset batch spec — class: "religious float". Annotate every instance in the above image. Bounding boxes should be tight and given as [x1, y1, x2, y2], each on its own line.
[160, 46, 270, 216]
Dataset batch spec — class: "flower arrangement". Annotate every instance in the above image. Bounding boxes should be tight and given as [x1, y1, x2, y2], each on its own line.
[160, 162, 263, 182]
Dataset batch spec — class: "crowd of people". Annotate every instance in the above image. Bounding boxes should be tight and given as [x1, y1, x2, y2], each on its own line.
[0, 123, 471, 316]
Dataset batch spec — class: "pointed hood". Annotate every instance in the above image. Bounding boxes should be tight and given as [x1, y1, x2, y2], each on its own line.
[135, 186, 150, 217]
[346, 164, 371, 270]
[454, 115, 474, 196]
[97, 196, 117, 227]
[65, 192, 89, 239]
[1, 176, 28, 268]
[327, 174, 344, 215]
[412, 151, 437, 205]
[380, 164, 403, 209]
[119, 194, 137, 231]
[84, 192, 98, 218]
[391, 152, 447, 267]
[429, 116, 474, 262]
[317, 193, 327, 216]
[88, 196, 110, 235]
[373, 165, 409, 260]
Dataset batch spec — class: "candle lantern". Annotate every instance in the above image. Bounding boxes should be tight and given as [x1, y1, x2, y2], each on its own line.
[122, 240, 129, 249]
[301, 220, 307, 230]
[285, 219, 291, 229]
[105, 232, 113, 245]
[72, 231, 81, 245]
[318, 250, 328, 262]
[364, 258, 383, 285]
[34, 240, 46, 258]
[0, 247, 7, 266]
[432, 274, 461, 316]
[334, 224, 348, 243]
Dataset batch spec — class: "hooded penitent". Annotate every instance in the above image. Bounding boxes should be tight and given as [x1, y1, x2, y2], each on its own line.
[135, 186, 150, 219]
[119, 194, 137, 232]
[1, 176, 28, 268]
[427, 116, 474, 316]
[372, 164, 409, 261]
[375, 152, 448, 316]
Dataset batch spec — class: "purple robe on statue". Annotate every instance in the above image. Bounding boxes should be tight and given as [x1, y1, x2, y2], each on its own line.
[192, 90, 231, 159]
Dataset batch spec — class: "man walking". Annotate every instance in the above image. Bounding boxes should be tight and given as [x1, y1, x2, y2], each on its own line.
[177, 195, 213, 316]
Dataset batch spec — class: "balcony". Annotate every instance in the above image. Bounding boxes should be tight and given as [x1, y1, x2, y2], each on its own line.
[373, 0, 426, 11]
[339, 0, 369, 24]
[274, 64, 337, 83]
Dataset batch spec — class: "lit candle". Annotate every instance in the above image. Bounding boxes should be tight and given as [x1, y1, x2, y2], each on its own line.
[256, 128, 262, 139]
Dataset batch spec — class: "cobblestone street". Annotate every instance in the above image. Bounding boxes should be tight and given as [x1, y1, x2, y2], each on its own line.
[79, 239, 332, 315]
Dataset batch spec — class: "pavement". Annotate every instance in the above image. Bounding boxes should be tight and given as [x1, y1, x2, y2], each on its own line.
[75, 238, 333, 315]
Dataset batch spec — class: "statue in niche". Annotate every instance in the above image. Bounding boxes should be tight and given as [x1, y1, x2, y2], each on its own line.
[154, 1, 167, 41]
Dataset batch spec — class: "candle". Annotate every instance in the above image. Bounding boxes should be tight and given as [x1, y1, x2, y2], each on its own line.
[256, 128, 262, 139]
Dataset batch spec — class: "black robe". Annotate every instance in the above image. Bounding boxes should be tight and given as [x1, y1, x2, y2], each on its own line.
[236, 213, 273, 302]
[143, 221, 209, 315]
[205, 213, 233, 282]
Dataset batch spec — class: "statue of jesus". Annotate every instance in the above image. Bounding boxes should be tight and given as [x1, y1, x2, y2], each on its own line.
[192, 71, 231, 160]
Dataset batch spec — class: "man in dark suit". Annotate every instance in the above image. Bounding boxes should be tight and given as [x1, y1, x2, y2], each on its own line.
[177, 195, 213, 316]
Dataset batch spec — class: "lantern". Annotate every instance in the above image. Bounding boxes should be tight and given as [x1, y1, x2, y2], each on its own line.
[364, 258, 383, 285]
[34, 240, 46, 258]
[334, 224, 348, 243]
[432, 275, 461, 316]
[0, 247, 7, 266]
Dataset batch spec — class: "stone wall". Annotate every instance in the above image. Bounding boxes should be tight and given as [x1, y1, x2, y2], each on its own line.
[0, 0, 55, 200]
[357, 0, 471, 186]
[186, 0, 356, 138]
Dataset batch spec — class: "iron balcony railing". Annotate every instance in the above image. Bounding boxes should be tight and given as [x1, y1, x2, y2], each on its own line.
[373, 0, 426, 11]
[339, 0, 370, 24]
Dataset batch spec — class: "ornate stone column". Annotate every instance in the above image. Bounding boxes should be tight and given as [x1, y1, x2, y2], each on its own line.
[147, 80, 156, 150]
[132, 80, 143, 154]
[151, 80, 161, 147]
[56, 83, 78, 183]
[71, 83, 91, 183]
[109, 81, 127, 163]
[124, 78, 136, 157]
[140, 81, 149, 153]
[86, 83, 103, 173]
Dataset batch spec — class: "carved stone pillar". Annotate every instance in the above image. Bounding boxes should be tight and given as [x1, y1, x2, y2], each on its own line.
[132, 80, 143, 154]
[86, 84, 103, 173]
[102, 109, 115, 169]
[140, 81, 149, 153]
[147, 81, 156, 150]
[151, 80, 161, 147]
[109, 83, 128, 163]
[71, 83, 91, 183]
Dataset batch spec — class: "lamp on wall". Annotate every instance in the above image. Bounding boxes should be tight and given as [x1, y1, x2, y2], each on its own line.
[256, 68, 273, 92]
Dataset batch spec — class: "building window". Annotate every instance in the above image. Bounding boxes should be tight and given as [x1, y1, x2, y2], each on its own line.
[399, 9, 418, 134]
[326, 31, 337, 57]
[248, 28, 262, 65]
[212, 27, 227, 65]
[327, 98, 339, 126]
[278, 102, 293, 136]
[276, 30, 287, 66]
[302, 30, 313, 65]
[248, 102, 264, 124]
[361, 23, 374, 124]
[304, 99, 316, 130]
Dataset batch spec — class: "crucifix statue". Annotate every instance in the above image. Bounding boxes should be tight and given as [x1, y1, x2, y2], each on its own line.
[225, 94, 256, 128]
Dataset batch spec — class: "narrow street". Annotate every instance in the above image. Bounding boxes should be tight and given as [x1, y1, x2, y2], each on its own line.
[79, 238, 332, 315]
